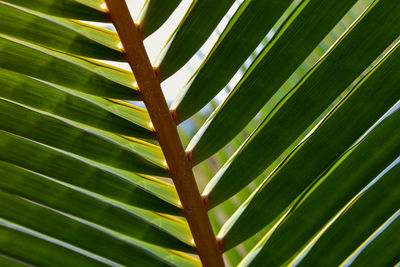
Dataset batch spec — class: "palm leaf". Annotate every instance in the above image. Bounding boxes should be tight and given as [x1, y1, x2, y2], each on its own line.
[1, 0, 398, 265]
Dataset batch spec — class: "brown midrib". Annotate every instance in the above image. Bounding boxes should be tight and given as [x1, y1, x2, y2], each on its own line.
[103, 1, 224, 266]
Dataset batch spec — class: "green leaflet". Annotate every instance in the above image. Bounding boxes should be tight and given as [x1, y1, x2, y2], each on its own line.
[0, 35, 137, 100]
[187, 0, 362, 164]
[1, 0, 107, 21]
[0, 132, 177, 210]
[53, 89, 152, 132]
[107, 230, 200, 267]
[90, 128, 165, 168]
[0, 101, 166, 176]
[0, 191, 172, 266]
[139, 0, 181, 38]
[172, 0, 293, 122]
[0, 215, 199, 266]
[341, 210, 400, 267]
[218, 42, 400, 250]
[1, 84, 163, 166]
[0, 254, 27, 267]
[244, 109, 400, 266]
[158, 0, 236, 79]
[0, 221, 110, 267]
[0, 68, 152, 139]
[203, 0, 400, 209]
[0, 156, 178, 216]
[292, 162, 400, 266]
[12, 99, 163, 167]
[0, 160, 193, 252]
[0, 2, 123, 61]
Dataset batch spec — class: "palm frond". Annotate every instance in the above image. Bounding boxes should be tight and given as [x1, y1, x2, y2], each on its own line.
[1, 0, 399, 265]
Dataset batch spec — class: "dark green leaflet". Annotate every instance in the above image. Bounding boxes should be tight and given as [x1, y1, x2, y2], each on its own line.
[247, 110, 400, 266]
[159, 0, 236, 80]
[140, 0, 181, 37]
[295, 163, 400, 266]
[173, 0, 293, 122]
[204, 0, 400, 209]
[219, 40, 400, 250]
[188, 0, 361, 164]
